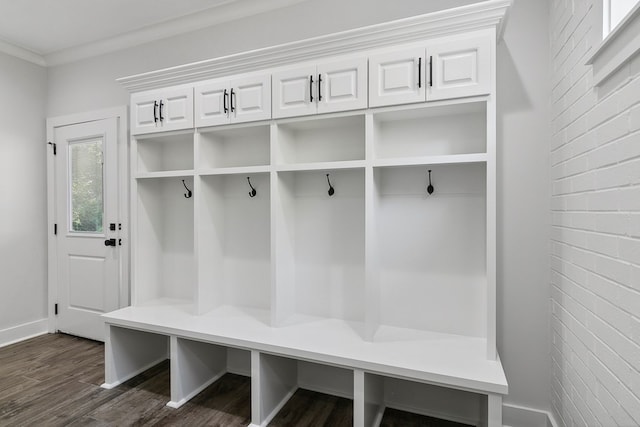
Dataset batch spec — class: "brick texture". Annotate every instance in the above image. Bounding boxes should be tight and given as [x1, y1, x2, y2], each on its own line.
[550, 1, 640, 426]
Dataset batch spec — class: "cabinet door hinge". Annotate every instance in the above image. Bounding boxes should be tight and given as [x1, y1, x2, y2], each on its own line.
[54, 303, 58, 315]
[47, 141, 57, 155]
[54, 224, 57, 235]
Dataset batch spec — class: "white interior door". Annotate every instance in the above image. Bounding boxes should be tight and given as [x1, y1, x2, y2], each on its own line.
[53, 118, 120, 340]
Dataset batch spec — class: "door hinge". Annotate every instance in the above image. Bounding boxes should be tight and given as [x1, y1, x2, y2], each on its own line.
[54, 303, 58, 315]
[47, 141, 57, 155]
[54, 224, 57, 235]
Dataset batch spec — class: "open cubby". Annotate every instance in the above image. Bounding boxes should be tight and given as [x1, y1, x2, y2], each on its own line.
[198, 173, 271, 315]
[136, 131, 194, 173]
[198, 124, 270, 170]
[170, 338, 252, 409]
[363, 372, 482, 427]
[256, 353, 354, 426]
[276, 115, 365, 165]
[373, 163, 487, 337]
[373, 102, 486, 159]
[275, 169, 365, 323]
[135, 176, 195, 307]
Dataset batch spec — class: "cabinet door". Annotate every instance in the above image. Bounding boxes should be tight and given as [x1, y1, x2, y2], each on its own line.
[160, 87, 194, 132]
[131, 90, 162, 135]
[368, 48, 425, 108]
[272, 65, 316, 119]
[317, 57, 367, 114]
[195, 80, 230, 128]
[427, 35, 491, 101]
[230, 74, 271, 124]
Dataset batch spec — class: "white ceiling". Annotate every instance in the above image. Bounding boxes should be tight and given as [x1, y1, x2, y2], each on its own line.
[0, 0, 306, 66]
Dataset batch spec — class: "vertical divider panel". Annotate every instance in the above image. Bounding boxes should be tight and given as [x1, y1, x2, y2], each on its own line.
[485, 28, 497, 360]
[364, 113, 379, 341]
[354, 370, 384, 427]
[168, 336, 227, 408]
[193, 132, 207, 314]
[102, 324, 168, 389]
[130, 137, 141, 306]
[271, 123, 295, 327]
[251, 351, 297, 427]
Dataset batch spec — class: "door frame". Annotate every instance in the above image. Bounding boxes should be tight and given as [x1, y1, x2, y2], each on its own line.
[46, 106, 129, 335]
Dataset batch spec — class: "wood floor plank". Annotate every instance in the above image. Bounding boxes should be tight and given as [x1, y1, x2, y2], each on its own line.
[268, 389, 353, 427]
[380, 408, 473, 427]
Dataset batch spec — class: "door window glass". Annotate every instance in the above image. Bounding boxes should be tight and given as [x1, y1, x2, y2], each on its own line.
[69, 138, 104, 233]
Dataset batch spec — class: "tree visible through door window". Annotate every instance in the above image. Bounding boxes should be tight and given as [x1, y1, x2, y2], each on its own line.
[70, 138, 104, 233]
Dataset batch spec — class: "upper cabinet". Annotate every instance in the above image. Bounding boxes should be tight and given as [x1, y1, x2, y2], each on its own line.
[272, 57, 367, 119]
[369, 33, 491, 108]
[131, 86, 194, 135]
[195, 73, 271, 128]
[428, 34, 491, 101]
[369, 47, 425, 107]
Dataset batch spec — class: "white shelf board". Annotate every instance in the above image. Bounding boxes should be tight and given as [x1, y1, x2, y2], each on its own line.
[275, 160, 367, 172]
[103, 303, 507, 395]
[373, 153, 487, 168]
[198, 165, 271, 176]
[135, 170, 195, 179]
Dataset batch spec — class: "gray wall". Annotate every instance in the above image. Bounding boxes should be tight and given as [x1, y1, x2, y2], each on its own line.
[43, 0, 551, 414]
[497, 0, 551, 412]
[0, 51, 48, 337]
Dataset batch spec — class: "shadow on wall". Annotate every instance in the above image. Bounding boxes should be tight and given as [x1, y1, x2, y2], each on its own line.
[495, 41, 534, 352]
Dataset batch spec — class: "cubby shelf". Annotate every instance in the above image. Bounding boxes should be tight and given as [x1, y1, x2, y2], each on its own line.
[136, 130, 195, 173]
[198, 123, 270, 170]
[197, 165, 271, 176]
[372, 153, 487, 168]
[135, 170, 195, 179]
[275, 160, 367, 172]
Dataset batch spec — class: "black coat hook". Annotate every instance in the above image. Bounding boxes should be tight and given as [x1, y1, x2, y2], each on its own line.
[247, 177, 257, 198]
[427, 170, 434, 195]
[182, 179, 192, 198]
[326, 174, 335, 196]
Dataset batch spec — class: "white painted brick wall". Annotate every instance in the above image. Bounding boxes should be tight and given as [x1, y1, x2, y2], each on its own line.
[550, 0, 640, 426]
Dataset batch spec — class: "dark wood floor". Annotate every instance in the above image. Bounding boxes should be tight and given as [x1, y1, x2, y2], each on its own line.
[0, 333, 470, 426]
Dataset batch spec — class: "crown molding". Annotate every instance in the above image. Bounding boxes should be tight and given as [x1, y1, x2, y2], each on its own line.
[0, 39, 46, 67]
[117, 0, 512, 92]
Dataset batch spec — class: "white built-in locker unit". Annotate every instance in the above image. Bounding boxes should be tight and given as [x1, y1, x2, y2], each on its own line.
[103, 2, 511, 426]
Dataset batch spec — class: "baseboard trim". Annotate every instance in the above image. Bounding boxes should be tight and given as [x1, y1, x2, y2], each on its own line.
[503, 402, 559, 427]
[0, 319, 49, 348]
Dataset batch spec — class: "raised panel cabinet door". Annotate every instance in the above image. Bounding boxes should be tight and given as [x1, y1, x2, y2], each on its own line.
[195, 80, 230, 127]
[131, 90, 162, 135]
[230, 74, 272, 124]
[427, 34, 491, 101]
[272, 64, 317, 119]
[317, 57, 368, 114]
[160, 87, 194, 132]
[368, 47, 425, 108]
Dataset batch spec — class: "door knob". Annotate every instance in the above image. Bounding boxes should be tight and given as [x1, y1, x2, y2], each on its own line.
[104, 238, 116, 247]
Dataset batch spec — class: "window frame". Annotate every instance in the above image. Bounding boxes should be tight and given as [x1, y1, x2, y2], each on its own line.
[587, 1, 640, 86]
